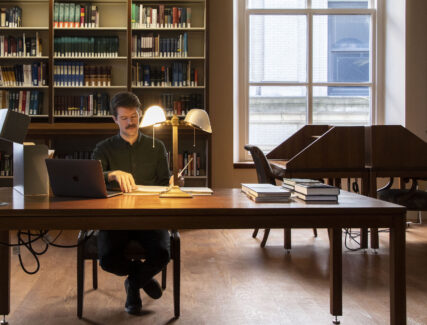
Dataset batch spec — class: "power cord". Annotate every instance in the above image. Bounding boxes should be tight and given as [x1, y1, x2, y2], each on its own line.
[0, 230, 95, 274]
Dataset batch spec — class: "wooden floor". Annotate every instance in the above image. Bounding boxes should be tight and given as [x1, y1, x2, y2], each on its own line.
[5, 225, 427, 325]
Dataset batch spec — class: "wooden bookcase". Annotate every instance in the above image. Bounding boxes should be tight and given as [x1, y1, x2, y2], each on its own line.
[0, 0, 210, 187]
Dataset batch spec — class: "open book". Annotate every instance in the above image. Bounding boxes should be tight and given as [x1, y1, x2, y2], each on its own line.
[125, 185, 213, 196]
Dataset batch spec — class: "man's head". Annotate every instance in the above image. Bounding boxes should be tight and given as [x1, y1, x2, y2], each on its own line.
[110, 92, 142, 140]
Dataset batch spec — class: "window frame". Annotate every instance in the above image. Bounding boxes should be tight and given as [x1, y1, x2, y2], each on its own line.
[236, 0, 380, 161]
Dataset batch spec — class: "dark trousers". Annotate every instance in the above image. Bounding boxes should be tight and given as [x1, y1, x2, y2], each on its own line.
[98, 230, 170, 287]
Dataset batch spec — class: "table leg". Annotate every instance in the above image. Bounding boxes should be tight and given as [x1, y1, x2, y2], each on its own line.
[366, 172, 379, 250]
[360, 228, 368, 249]
[0, 231, 10, 323]
[329, 228, 342, 318]
[390, 216, 406, 325]
[370, 228, 379, 250]
[284, 228, 291, 250]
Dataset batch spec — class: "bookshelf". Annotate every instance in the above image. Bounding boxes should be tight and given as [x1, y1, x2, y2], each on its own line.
[0, 0, 209, 187]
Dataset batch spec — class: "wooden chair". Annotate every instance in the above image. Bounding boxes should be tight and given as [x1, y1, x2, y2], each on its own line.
[244, 145, 317, 249]
[77, 230, 180, 319]
[378, 178, 427, 224]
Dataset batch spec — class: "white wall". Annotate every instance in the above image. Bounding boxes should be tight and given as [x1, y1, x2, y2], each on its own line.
[405, 0, 427, 142]
[384, 0, 406, 126]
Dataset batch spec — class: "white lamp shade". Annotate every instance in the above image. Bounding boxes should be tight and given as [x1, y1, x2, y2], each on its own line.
[184, 109, 212, 133]
[140, 105, 167, 127]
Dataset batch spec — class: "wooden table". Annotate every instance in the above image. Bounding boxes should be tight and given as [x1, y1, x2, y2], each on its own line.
[0, 188, 406, 324]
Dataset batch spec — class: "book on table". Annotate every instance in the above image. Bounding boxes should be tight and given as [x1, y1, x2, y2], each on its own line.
[246, 192, 291, 203]
[181, 187, 213, 195]
[294, 192, 338, 202]
[241, 183, 291, 198]
[282, 178, 321, 190]
[127, 185, 213, 196]
[294, 183, 340, 196]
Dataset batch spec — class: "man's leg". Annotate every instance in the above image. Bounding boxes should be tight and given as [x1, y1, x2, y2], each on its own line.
[97, 230, 132, 275]
[98, 230, 142, 314]
[131, 230, 171, 297]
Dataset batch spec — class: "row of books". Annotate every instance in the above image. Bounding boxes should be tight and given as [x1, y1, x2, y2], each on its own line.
[177, 151, 202, 177]
[0, 90, 44, 116]
[54, 63, 112, 87]
[55, 151, 92, 160]
[54, 37, 119, 58]
[54, 3, 99, 28]
[0, 63, 48, 87]
[282, 178, 340, 202]
[0, 152, 12, 176]
[0, 34, 43, 57]
[241, 183, 291, 203]
[54, 93, 110, 117]
[0, 7, 22, 28]
[132, 33, 188, 58]
[161, 93, 203, 117]
[132, 62, 198, 87]
[131, 5, 192, 29]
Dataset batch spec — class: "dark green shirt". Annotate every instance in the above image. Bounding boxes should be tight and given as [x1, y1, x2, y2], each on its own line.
[93, 132, 170, 187]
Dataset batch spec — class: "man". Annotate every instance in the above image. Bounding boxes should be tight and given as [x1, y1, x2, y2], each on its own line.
[92, 92, 170, 315]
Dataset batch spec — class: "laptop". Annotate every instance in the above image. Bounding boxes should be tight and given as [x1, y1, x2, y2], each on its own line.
[45, 159, 122, 198]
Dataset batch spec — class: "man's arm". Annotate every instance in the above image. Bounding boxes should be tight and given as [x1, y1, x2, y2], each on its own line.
[92, 144, 111, 185]
[93, 144, 136, 193]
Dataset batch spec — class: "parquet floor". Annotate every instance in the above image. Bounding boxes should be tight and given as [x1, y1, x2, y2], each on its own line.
[6, 225, 427, 324]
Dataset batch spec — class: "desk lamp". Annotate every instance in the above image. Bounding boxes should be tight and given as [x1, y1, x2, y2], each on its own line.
[140, 107, 212, 198]
[0, 109, 31, 206]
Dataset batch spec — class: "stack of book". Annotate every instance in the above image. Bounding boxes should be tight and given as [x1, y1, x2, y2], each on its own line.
[54, 63, 112, 87]
[54, 92, 110, 117]
[132, 33, 188, 58]
[132, 62, 198, 87]
[131, 5, 192, 29]
[54, 36, 119, 58]
[0, 7, 22, 28]
[0, 63, 48, 87]
[161, 93, 203, 117]
[54, 3, 99, 28]
[282, 178, 322, 191]
[1, 90, 43, 115]
[241, 183, 291, 203]
[0, 33, 42, 57]
[293, 183, 340, 202]
[0, 151, 12, 176]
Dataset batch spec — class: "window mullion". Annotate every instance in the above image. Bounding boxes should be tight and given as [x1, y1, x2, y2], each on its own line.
[307, 12, 313, 125]
[371, 12, 377, 125]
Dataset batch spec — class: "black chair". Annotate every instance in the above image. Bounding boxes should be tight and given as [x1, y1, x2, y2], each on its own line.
[244, 145, 317, 249]
[378, 178, 427, 224]
[77, 230, 180, 319]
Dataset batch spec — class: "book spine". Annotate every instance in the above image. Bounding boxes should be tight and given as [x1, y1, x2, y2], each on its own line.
[59, 3, 64, 28]
[172, 7, 178, 28]
[54, 3, 59, 28]
[91, 6, 97, 28]
[187, 8, 191, 28]
[80, 7, 84, 27]
[64, 3, 69, 28]
[69, 3, 75, 28]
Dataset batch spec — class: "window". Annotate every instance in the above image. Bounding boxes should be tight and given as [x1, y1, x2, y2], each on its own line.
[237, 0, 377, 158]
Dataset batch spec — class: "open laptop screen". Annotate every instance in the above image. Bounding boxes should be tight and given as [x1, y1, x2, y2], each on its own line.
[45, 159, 122, 198]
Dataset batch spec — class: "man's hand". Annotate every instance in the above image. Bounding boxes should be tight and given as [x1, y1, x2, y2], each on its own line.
[108, 171, 136, 193]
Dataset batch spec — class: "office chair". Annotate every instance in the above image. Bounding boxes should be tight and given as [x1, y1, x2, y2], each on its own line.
[378, 177, 427, 224]
[244, 144, 317, 249]
[77, 230, 180, 319]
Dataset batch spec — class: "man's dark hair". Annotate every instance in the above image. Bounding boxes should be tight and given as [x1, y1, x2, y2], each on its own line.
[110, 92, 142, 117]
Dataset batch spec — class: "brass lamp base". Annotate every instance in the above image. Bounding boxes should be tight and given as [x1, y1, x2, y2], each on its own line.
[160, 185, 193, 198]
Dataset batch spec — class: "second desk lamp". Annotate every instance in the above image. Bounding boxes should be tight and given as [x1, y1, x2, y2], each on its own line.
[140, 106, 212, 198]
